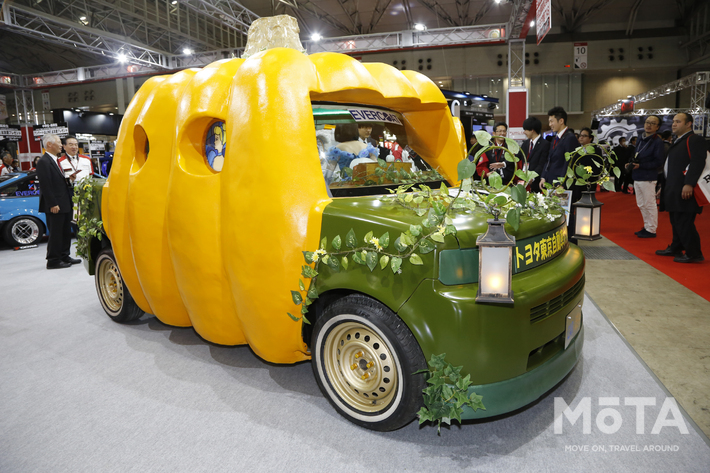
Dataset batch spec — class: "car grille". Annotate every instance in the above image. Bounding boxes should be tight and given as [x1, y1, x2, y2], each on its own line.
[529, 275, 585, 324]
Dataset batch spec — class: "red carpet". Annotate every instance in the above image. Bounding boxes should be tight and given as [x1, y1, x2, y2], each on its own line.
[594, 190, 710, 302]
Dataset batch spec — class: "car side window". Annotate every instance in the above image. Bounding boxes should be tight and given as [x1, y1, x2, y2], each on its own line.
[0, 176, 40, 197]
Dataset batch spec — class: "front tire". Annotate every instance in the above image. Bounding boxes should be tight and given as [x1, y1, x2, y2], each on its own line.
[95, 248, 143, 323]
[311, 294, 426, 431]
[3, 216, 44, 246]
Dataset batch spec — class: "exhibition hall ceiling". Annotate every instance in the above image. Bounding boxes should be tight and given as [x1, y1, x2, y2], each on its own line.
[0, 0, 697, 73]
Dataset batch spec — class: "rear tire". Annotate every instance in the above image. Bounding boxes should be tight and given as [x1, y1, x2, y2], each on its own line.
[95, 248, 143, 323]
[311, 294, 426, 431]
[3, 216, 44, 246]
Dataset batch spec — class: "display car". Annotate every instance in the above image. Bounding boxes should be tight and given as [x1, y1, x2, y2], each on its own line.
[79, 16, 584, 432]
[0, 172, 47, 247]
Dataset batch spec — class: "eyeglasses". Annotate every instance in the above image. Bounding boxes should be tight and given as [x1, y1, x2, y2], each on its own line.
[580, 134, 590, 138]
[644, 120, 659, 125]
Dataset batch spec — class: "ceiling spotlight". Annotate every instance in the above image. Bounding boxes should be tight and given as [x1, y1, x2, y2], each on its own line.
[183, 48, 193, 55]
[414, 23, 426, 31]
[109, 113, 114, 116]
[530, 21, 535, 27]
[80, 16, 86, 20]
[171, 0, 177, 4]
[117, 53, 127, 63]
[495, 0, 502, 3]
[311, 33, 322, 41]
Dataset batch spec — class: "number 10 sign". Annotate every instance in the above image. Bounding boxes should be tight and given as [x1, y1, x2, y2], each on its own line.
[574, 43, 588, 69]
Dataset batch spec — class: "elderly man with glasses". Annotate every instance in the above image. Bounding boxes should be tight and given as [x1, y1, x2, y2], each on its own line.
[628, 115, 665, 238]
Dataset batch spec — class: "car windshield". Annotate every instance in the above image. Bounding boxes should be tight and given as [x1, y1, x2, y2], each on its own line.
[313, 103, 443, 197]
[0, 174, 17, 185]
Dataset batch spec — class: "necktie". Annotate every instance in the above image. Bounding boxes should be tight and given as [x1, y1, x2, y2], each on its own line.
[553, 135, 559, 149]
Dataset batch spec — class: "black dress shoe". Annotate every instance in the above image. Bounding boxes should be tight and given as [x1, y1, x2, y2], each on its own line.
[673, 255, 705, 263]
[47, 261, 72, 269]
[655, 246, 683, 257]
[63, 257, 81, 265]
[637, 230, 656, 238]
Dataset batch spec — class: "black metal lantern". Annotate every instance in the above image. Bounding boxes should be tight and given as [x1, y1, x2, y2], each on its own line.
[573, 191, 604, 240]
[476, 218, 516, 304]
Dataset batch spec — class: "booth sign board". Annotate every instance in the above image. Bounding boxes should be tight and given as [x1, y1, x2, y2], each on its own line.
[0, 124, 22, 141]
[33, 122, 69, 141]
[536, 0, 552, 45]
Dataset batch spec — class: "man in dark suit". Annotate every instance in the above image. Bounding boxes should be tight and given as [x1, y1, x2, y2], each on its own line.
[521, 116, 550, 192]
[36, 134, 81, 269]
[656, 113, 707, 263]
[540, 106, 580, 188]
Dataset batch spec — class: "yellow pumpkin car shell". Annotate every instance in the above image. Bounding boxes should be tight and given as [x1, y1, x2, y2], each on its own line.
[102, 48, 465, 363]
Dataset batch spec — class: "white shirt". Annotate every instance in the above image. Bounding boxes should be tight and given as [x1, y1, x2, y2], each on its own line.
[664, 130, 692, 177]
[556, 127, 568, 139]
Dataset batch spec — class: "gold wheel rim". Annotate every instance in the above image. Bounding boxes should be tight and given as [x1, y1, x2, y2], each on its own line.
[99, 258, 123, 313]
[323, 321, 398, 413]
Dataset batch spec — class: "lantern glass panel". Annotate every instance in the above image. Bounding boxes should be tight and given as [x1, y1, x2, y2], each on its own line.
[575, 207, 592, 237]
[592, 207, 601, 236]
[479, 246, 510, 295]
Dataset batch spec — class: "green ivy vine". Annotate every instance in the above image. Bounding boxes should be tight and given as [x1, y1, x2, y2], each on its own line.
[72, 177, 103, 260]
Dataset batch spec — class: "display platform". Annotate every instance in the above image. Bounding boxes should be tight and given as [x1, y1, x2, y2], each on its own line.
[1, 243, 709, 472]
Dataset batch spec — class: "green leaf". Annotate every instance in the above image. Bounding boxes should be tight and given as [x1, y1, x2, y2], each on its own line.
[394, 235, 408, 252]
[432, 201, 446, 215]
[320, 237, 327, 250]
[409, 253, 424, 265]
[413, 195, 424, 204]
[430, 232, 445, 243]
[444, 225, 456, 236]
[511, 184, 527, 205]
[602, 180, 615, 192]
[299, 279, 305, 291]
[419, 238, 436, 254]
[301, 304, 309, 314]
[409, 224, 422, 237]
[488, 172, 503, 190]
[301, 265, 318, 278]
[379, 232, 390, 248]
[327, 255, 340, 272]
[343, 167, 353, 178]
[613, 166, 621, 178]
[504, 137, 520, 154]
[494, 195, 508, 206]
[457, 158, 476, 181]
[428, 353, 447, 371]
[366, 251, 378, 272]
[341, 256, 349, 270]
[473, 130, 491, 147]
[391, 256, 402, 273]
[291, 291, 303, 305]
[377, 158, 386, 167]
[502, 148, 516, 162]
[301, 314, 311, 325]
[308, 286, 318, 300]
[364, 231, 374, 243]
[332, 235, 341, 250]
[287, 312, 300, 322]
[346, 228, 357, 248]
[380, 255, 390, 270]
[352, 251, 365, 265]
[322, 255, 330, 265]
[375, 167, 384, 177]
[469, 392, 485, 411]
[586, 145, 595, 154]
[506, 208, 521, 231]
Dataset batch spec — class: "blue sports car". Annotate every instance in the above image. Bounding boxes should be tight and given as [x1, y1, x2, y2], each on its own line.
[0, 172, 47, 247]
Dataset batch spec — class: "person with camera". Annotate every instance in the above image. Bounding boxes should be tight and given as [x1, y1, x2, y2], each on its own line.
[629, 115, 665, 238]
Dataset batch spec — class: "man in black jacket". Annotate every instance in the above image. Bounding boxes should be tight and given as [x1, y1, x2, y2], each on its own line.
[36, 134, 81, 269]
[655, 113, 707, 263]
[521, 116, 550, 192]
[540, 106, 579, 188]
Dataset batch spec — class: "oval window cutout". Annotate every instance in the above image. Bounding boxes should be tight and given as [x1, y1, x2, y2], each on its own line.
[133, 124, 149, 169]
[205, 121, 225, 172]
